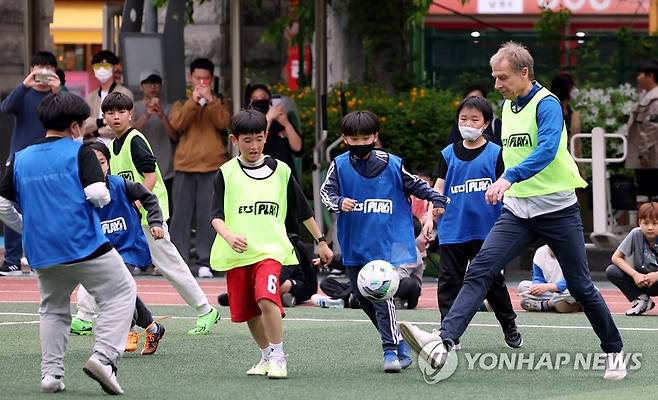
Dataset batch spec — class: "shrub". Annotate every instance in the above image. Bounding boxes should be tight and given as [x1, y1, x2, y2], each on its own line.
[273, 83, 460, 180]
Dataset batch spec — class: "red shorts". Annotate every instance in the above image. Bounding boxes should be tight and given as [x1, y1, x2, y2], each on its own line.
[226, 258, 285, 323]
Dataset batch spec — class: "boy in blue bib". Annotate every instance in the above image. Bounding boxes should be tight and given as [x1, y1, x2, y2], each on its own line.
[321, 110, 448, 372]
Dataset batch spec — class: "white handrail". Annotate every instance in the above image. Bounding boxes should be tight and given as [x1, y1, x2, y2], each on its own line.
[570, 127, 628, 248]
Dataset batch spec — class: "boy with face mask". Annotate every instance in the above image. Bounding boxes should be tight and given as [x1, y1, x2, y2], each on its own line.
[419, 96, 521, 350]
[83, 50, 133, 143]
[320, 110, 449, 373]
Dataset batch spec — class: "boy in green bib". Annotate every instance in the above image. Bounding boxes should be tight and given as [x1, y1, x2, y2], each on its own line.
[76, 92, 221, 336]
[210, 110, 332, 379]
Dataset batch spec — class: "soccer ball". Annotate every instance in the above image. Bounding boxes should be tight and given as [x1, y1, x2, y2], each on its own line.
[357, 260, 400, 301]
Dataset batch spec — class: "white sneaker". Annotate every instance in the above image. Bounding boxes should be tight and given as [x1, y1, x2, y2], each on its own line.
[603, 352, 627, 380]
[267, 356, 288, 379]
[198, 266, 213, 278]
[625, 295, 655, 316]
[83, 358, 124, 395]
[399, 321, 442, 355]
[310, 294, 344, 309]
[40, 375, 65, 393]
[246, 358, 269, 376]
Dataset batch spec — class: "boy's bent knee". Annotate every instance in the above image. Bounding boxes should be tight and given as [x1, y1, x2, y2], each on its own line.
[605, 264, 624, 280]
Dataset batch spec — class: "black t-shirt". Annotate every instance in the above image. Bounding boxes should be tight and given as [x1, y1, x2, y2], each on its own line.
[112, 128, 157, 174]
[264, 121, 303, 177]
[0, 137, 105, 202]
[433, 140, 505, 181]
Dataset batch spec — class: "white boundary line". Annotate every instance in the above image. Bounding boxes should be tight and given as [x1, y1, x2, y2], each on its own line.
[2, 313, 658, 332]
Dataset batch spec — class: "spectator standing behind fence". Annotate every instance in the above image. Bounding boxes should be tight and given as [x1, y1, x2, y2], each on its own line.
[0, 51, 60, 276]
[625, 60, 658, 200]
[168, 58, 231, 278]
[83, 50, 133, 143]
[132, 69, 176, 210]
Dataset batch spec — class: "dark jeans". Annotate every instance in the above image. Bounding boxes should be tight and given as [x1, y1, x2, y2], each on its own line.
[606, 264, 658, 301]
[439, 204, 623, 353]
[347, 266, 400, 351]
[439, 241, 517, 332]
[3, 201, 22, 266]
[635, 169, 658, 198]
[3, 224, 22, 266]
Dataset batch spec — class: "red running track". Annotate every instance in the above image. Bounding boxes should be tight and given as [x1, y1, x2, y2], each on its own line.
[0, 276, 650, 315]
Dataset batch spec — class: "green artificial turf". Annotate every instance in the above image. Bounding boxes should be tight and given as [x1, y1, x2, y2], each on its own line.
[1, 303, 656, 399]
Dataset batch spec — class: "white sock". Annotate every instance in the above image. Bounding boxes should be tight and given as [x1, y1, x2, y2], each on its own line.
[261, 346, 272, 360]
[270, 342, 284, 358]
[147, 323, 158, 334]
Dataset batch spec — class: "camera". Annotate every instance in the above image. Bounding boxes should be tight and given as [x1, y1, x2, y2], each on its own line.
[35, 71, 51, 84]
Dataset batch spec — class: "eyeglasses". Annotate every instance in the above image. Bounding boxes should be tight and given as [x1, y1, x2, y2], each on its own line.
[142, 82, 162, 88]
[92, 63, 113, 70]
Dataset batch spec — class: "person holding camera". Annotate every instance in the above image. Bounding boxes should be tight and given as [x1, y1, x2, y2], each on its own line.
[0, 51, 60, 276]
[606, 202, 658, 315]
[245, 84, 303, 178]
[168, 58, 231, 278]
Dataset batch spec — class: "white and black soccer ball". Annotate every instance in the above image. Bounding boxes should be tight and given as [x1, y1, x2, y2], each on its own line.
[357, 260, 400, 301]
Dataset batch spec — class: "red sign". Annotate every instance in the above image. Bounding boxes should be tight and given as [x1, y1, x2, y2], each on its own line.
[286, 45, 312, 91]
[429, 0, 649, 14]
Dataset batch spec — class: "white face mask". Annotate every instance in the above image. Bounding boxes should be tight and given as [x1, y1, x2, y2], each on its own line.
[94, 67, 113, 83]
[70, 122, 82, 140]
[459, 124, 485, 141]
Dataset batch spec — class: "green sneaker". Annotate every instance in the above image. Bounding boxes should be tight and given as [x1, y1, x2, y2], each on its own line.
[187, 307, 220, 335]
[70, 317, 93, 336]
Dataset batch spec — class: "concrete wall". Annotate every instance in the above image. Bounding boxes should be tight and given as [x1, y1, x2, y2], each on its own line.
[158, 0, 285, 96]
[0, 0, 54, 95]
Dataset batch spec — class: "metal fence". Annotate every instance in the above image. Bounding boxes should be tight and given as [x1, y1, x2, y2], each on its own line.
[424, 30, 658, 90]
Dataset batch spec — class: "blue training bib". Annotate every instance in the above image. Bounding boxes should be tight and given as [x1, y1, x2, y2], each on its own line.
[438, 141, 502, 244]
[335, 152, 416, 266]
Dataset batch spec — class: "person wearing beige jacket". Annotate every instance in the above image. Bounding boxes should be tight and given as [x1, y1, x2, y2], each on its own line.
[626, 60, 658, 199]
[83, 50, 133, 143]
[168, 57, 231, 278]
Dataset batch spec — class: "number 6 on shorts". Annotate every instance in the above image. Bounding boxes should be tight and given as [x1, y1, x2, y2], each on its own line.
[267, 274, 278, 295]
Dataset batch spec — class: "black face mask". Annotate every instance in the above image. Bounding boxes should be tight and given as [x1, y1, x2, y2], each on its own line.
[348, 143, 375, 158]
[250, 99, 270, 114]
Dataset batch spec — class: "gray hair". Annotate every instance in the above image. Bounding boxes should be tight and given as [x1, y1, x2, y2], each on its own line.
[490, 42, 534, 79]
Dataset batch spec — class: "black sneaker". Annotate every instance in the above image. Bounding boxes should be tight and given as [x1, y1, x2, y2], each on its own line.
[348, 293, 361, 309]
[0, 263, 22, 276]
[503, 329, 523, 349]
[217, 293, 229, 307]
